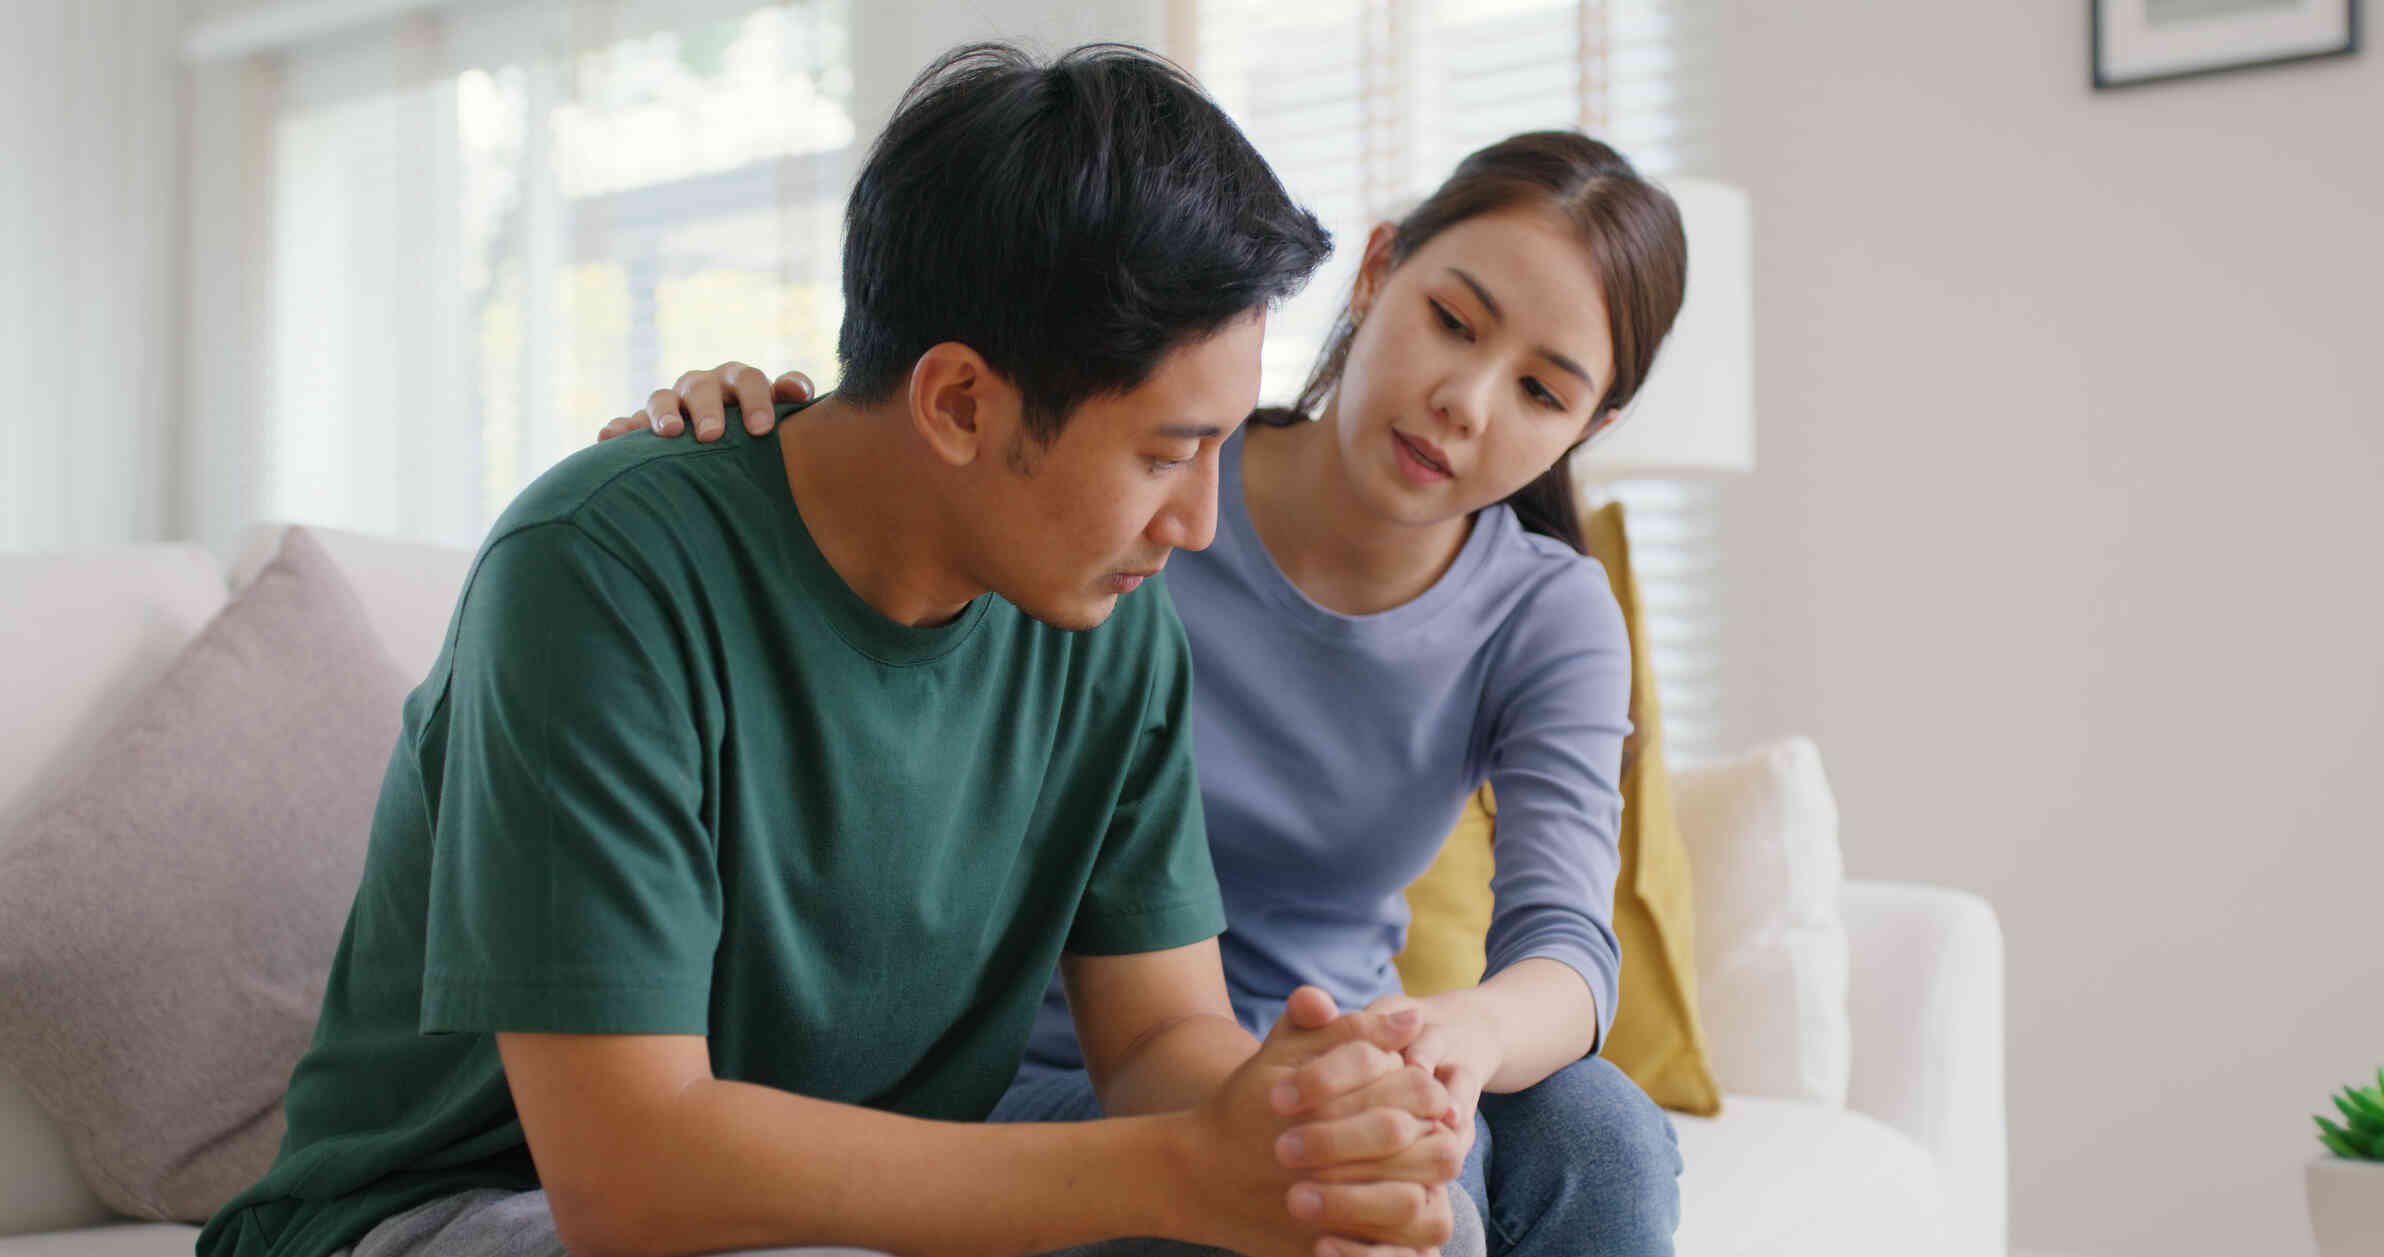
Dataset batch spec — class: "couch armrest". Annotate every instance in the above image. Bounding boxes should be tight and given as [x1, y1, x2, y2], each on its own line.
[1840, 879, 2006, 1257]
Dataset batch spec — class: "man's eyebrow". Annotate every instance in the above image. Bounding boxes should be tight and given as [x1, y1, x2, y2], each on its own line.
[1156, 423, 1225, 439]
[1448, 266, 1597, 389]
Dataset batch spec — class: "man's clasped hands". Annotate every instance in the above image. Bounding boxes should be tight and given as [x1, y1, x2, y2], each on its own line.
[1180, 987, 1473, 1257]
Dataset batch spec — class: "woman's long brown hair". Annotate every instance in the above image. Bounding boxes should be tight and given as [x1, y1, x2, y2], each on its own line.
[1251, 131, 1688, 554]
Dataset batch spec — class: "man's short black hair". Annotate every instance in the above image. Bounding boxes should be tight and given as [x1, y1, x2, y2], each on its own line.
[836, 42, 1331, 439]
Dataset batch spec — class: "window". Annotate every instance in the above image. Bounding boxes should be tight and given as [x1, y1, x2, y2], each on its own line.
[1185, 0, 1733, 757]
[231, 0, 853, 547]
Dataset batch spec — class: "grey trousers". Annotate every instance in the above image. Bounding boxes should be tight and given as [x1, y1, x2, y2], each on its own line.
[340, 1184, 1485, 1257]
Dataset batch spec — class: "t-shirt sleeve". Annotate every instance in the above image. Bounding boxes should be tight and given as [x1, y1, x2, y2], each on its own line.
[1480, 559, 1631, 1053]
[419, 521, 721, 1035]
[1064, 588, 1228, 957]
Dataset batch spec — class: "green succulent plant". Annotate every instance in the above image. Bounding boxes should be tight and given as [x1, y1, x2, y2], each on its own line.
[2314, 1068, 2384, 1161]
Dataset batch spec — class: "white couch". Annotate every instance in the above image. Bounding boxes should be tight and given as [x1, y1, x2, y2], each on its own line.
[0, 525, 2009, 1257]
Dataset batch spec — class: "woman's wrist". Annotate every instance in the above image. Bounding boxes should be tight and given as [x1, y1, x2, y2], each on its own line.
[1417, 988, 1505, 1054]
[1430, 960, 1601, 1092]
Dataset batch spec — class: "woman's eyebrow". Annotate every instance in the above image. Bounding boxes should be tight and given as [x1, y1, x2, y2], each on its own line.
[1449, 267, 1507, 322]
[1447, 266, 1597, 388]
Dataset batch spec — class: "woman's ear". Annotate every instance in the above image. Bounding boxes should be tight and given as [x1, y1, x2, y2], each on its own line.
[1577, 406, 1621, 448]
[1350, 221, 1401, 313]
[906, 343, 1019, 467]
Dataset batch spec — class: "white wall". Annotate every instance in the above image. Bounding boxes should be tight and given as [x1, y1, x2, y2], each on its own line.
[1711, 3, 2384, 1255]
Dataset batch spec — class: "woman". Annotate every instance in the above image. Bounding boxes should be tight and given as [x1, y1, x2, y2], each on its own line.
[607, 131, 1688, 1256]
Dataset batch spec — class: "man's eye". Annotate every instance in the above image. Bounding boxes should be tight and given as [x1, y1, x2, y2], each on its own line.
[1148, 456, 1190, 473]
[1430, 300, 1470, 338]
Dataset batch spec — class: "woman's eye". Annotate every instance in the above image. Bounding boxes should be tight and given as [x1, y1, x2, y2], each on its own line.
[1430, 300, 1470, 338]
[1523, 377, 1565, 410]
[1148, 456, 1190, 474]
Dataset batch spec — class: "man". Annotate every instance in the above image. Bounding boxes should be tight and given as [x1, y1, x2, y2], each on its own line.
[198, 42, 1470, 1257]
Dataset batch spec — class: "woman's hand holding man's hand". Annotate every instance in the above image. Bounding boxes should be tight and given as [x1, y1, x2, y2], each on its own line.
[1361, 993, 1505, 1155]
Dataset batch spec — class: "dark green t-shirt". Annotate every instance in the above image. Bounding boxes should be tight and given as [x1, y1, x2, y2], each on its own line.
[198, 407, 1225, 1257]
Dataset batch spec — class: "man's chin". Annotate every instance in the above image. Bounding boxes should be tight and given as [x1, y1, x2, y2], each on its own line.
[1014, 591, 1118, 634]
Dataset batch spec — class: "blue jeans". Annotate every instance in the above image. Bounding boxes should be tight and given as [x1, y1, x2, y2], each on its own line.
[994, 1055, 1679, 1257]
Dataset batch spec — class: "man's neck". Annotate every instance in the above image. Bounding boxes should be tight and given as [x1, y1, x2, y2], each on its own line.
[776, 394, 983, 628]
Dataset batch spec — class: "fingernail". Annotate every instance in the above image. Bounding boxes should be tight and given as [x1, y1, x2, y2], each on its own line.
[1389, 1008, 1422, 1031]
[1288, 1184, 1321, 1219]
[1277, 1131, 1306, 1163]
[1272, 1081, 1300, 1112]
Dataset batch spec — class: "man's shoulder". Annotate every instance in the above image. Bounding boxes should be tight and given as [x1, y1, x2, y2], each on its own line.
[464, 429, 785, 613]
[488, 428, 759, 538]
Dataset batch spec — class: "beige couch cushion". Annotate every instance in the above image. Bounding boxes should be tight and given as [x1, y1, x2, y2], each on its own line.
[1673, 737, 1852, 1105]
[1673, 1095, 1947, 1256]
[0, 528, 407, 1222]
[229, 524, 475, 679]
[0, 545, 225, 828]
[0, 544, 226, 1236]
[0, 1226, 198, 1257]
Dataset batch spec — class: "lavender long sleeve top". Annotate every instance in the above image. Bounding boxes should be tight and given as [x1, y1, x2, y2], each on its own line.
[1021, 430, 1632, 1073]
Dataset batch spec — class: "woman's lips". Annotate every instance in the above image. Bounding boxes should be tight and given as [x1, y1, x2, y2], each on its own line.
[1393, 429, 1453, 483]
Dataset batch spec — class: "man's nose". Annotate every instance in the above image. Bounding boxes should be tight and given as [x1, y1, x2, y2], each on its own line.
[1152, 455, 1220, 553]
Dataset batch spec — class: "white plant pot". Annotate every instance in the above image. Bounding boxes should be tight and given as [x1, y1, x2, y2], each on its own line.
[2308, 1156, 2384, 1257]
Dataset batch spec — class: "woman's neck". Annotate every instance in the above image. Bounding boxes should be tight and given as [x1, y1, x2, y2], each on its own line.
[1239, 403, 1474, 617]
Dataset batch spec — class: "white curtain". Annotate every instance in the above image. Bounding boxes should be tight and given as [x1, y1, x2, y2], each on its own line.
[182, 0, 857, 553]
[0, 0, 187, 552]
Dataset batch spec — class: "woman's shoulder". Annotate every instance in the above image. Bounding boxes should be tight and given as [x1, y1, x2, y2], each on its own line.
[1457, 507, 1630, 686]
[1473, 506, 1621, 619]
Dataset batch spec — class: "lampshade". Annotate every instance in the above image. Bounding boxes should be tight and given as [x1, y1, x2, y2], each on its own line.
[1570, 176, 1753, 484]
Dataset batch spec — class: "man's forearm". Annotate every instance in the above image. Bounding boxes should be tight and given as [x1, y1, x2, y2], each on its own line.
[557, 1076, 1202, 1257]
[1093, 1011, 1260, 1116]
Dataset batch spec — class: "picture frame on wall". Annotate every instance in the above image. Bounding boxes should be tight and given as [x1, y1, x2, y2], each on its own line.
[2093, 0, 2361, 88]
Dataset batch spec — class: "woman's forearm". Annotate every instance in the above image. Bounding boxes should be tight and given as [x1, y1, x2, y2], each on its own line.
[1421, 957, 1601, 1093]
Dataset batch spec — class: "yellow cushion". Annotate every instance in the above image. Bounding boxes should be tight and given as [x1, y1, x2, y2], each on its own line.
[1392, 500, 1722, 1116]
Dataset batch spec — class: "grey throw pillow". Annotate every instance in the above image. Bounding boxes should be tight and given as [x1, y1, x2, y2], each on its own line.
[0, 527, 409, 1222]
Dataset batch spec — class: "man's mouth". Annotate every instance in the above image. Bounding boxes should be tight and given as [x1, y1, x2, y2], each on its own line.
[1107, 564, 1165, 593]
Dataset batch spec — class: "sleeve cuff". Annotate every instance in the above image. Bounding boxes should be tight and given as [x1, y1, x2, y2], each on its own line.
[1064, 896, 1228, 957]
[1484, 946, 1618, 1057]
[422, 973, 713, 1035]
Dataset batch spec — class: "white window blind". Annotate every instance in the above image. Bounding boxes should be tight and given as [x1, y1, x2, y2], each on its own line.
[1184, 0, 1733, 758]
[222, 0, 854, 548]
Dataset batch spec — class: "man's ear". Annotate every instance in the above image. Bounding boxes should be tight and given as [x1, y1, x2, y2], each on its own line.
[906, 343, 1019, 467]
[1350, 221, 1400, 314]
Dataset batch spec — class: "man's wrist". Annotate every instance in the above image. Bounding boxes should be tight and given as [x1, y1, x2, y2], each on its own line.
[1131, 1109, 1209, 1244]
